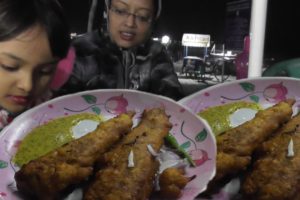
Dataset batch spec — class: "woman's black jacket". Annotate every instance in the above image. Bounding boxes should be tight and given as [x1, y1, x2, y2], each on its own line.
[57, 30, 184, 100]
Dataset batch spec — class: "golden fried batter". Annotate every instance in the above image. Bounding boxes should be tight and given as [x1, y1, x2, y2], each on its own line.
[243, 113, 300, 200]
[214, 99, 294, 182]
[84, 108, 172, 200]
[15, 111, 135, 199]
[159, 167, 191, 199]
[215, 152, 251, 180]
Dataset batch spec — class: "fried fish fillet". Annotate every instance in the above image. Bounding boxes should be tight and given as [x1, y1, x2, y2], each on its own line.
[242, 113, 300, 200]
[215, 99, 294, 181]
[84, 108, 172, 200]
[15, 111, 135, 199]
[158, 167, 191, 199]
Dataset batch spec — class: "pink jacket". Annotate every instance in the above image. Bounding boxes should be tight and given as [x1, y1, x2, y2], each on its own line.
[50, 47, 75, 90]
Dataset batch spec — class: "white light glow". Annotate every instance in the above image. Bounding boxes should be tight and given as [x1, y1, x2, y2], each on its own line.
[161, 35, 171, 44]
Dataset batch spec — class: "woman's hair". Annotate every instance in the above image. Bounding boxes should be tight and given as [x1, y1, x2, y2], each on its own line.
[0, 0, 70, 59]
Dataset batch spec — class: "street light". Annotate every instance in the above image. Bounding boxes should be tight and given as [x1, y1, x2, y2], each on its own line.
[161, 35, 171, 45]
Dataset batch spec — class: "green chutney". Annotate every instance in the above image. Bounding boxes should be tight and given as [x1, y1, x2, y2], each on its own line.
[199, 101, 261, 136]
[14, 113, 102, 167]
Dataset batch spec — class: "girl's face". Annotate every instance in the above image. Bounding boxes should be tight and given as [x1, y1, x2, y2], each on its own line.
[108, 0, 154, 49]
[0, 24, 58, 113]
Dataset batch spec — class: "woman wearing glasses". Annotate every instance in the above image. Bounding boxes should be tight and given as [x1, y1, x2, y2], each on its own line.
[57, 0, 183, 100]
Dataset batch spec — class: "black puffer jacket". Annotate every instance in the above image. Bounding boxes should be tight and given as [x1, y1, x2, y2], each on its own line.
[57, 30, 183, 100]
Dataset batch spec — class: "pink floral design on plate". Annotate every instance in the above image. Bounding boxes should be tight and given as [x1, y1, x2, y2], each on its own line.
[105, 94, 128, 114]
[263, 82, 288, 103]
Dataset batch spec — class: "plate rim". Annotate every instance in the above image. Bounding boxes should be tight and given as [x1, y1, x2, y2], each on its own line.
[1, 89, 177, 138]
[178, 76, 300, 105]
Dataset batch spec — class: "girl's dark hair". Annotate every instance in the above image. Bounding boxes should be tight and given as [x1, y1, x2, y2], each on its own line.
[153, 0, 159, 19]
[0, 0, 70, 58]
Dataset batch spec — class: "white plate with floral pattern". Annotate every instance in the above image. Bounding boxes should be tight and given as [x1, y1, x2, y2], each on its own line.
[0, 89, 216, 200]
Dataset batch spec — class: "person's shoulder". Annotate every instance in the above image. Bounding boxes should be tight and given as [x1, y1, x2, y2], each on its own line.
[72, 31, 98, 44]
[142, 39, 167, 56]
[148, 39, 164, 50]
[72, 31, 105, 55]
[137, 40, 173, 67]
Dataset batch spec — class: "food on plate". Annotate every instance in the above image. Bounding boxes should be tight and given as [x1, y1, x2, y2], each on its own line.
[216, 151, 250, 179]
[158, 167, 192, 199]
[84, 108, 172, 200]
[199, 101, 261, 136]
[14, 111, 135, 199]
[215, 99, 294, 181]
[242, 113, 300, 200]
[14, 108, 193, 199]
[164, 133, 196, 166]
[14, 113, 103, 167]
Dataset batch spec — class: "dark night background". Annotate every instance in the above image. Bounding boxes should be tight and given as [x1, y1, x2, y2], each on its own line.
[59, 0, 300, 61]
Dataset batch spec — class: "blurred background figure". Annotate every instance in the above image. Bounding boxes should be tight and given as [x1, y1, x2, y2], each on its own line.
[235, 35, 250, 79]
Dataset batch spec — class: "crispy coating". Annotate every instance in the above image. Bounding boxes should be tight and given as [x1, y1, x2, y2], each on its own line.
[84, 108, 172, 200]
[242, 113, 300, 200]
[159, 167, 190, 199]
[15, 111, 135, 199]
[215, 99, 294, 181]
[215, 152, 251, 180]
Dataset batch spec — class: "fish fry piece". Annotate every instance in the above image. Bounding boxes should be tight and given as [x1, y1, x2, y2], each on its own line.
[243, 113, 300, 200]
[84, 108, 172, 200]
[215, 152, 251, 180]
[159, 167, 191, 199]
[15, 111, 135, 199]
[215, 99, 294, 181]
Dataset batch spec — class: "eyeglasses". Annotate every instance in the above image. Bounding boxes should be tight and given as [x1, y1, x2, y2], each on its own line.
[110, 7, 152, 24]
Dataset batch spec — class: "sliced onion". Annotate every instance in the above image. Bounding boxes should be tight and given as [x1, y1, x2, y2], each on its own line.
[287, 138, 294, 157]
[147, 144, 158, 157]
[128, 150, 135, 168]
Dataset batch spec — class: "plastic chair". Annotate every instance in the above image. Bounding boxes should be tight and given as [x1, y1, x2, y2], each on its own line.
[262, 58, 300, 78]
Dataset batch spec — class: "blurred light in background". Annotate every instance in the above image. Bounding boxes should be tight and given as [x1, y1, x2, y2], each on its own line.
[161, 35, 171, 45]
